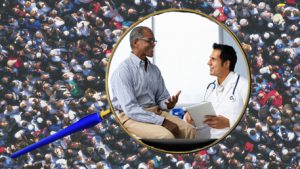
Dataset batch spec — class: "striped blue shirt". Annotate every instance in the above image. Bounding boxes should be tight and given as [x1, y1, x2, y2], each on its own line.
[111, 53, 170, 125]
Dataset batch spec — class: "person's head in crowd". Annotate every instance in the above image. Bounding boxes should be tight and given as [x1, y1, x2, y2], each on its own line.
[147, 159, 155, 169]
[96, 161, 105, 169]
[249, 129, 257, 136]
[244, 162, 254, 169]
[255, 123, 263, 132]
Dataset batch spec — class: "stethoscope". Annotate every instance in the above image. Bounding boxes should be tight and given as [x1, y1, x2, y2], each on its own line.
[204, 75, 240, 102]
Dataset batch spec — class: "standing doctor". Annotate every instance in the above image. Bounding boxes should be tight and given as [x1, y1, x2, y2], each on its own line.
[186, 43, 248, 139]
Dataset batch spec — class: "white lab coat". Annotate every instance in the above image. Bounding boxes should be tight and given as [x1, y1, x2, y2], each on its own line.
[205, 72, 248, 138]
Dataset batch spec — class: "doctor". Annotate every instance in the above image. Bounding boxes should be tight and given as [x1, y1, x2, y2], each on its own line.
[186, 43, 248, 139]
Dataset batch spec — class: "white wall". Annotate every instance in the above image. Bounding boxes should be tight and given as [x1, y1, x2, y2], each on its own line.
[108, 12, 249, 105]
[221, 29, 248, 79]
[153, 12, 218, 104]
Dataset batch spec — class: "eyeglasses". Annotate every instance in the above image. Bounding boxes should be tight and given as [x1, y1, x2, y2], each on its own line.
[139, 38, 157, 44]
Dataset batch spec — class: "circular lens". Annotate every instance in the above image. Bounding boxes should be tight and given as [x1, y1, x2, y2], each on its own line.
[107, 9, 250, 153]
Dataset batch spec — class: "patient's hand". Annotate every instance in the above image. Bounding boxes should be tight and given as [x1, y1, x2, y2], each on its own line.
[162, 119, 179, 136]
[203, 115, 229, 129]
[165, 90, 181, 109]
[183, 112, 195, 126]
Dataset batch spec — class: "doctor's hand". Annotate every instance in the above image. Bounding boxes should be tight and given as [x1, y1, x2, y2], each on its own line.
[162, 119, 179, 136]
[203, 115, 229, 129]
[165, 90, 181, 109]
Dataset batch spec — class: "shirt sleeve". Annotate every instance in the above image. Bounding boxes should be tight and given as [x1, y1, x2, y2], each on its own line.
[229, 76, 249, 127]
[159, 98, 169, 111]
[240, 76, 249, 105]
[111, 67, 165, 125]
[154, 67, 170, 111]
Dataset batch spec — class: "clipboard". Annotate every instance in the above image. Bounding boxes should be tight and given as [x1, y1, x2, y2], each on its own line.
[185, 102, 216, 128]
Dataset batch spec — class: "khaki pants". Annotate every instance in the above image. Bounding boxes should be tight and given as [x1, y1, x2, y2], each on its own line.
[117, 106, 196, 139]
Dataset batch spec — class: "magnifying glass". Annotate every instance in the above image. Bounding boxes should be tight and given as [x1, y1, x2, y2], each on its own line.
[11, 9, 250, 158]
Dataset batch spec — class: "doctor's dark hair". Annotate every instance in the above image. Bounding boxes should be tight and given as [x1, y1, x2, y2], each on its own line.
[129, 26, 151, 48]
[213, 43, 237, 71]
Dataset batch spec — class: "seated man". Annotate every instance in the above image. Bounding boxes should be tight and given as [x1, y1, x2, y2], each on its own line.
[111, 26, 196, 139]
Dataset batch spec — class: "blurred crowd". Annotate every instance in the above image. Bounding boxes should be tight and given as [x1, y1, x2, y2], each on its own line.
[0, 0, 299, 168]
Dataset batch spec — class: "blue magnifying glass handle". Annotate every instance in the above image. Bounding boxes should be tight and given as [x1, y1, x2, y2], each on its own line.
[11, 111, 107, 158]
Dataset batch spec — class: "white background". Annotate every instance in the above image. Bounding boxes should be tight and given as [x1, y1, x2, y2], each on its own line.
[108, 12, 249, 105]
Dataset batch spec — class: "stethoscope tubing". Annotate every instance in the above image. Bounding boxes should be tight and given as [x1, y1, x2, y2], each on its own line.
[204, 75, 240, 101]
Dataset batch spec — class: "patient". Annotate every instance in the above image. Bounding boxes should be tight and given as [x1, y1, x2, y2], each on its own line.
[110, 26, 196, 139]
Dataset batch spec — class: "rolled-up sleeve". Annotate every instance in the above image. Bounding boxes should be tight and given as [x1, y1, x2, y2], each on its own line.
[159, 98, 169, 111]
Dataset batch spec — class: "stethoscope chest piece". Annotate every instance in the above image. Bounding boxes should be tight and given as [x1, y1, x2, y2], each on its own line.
[229, 95, 235, 102]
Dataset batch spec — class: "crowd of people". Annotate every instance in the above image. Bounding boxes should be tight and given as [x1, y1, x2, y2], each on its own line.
[0, 0, 299, 168]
